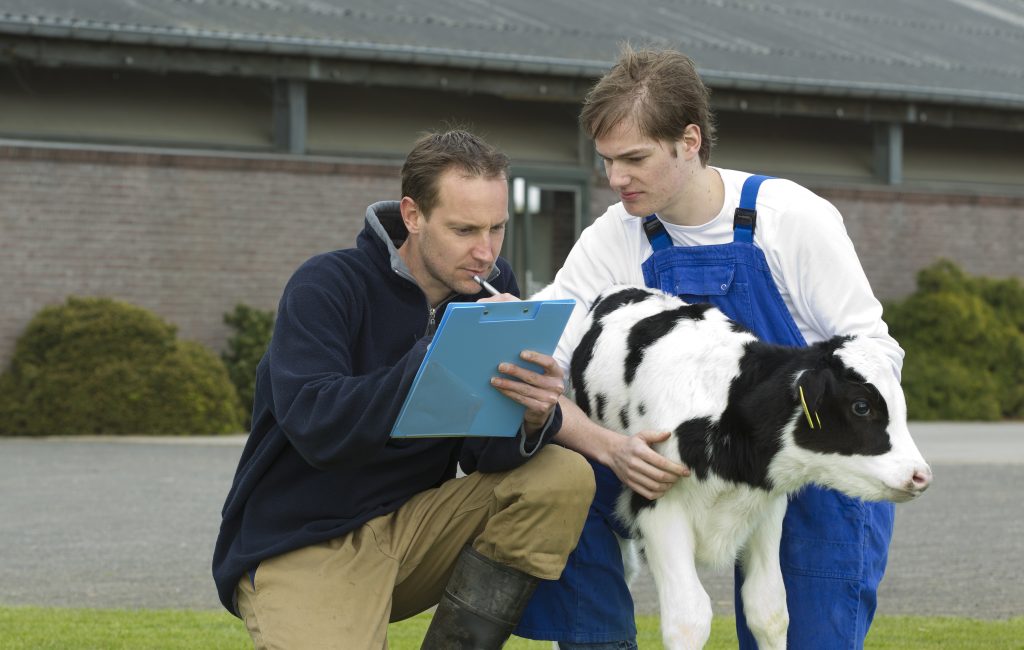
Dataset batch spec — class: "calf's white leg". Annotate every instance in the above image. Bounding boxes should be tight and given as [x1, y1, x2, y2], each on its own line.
[619, 536, 643, 585]
[738, 496, 790, 650]
[637, 507, 713, 650]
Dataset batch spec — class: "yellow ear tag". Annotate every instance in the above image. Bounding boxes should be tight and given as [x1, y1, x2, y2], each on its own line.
[799, 385, 816, 429]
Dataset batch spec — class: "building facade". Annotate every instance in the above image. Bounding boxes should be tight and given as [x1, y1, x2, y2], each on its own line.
[1, 1, 1022, 367]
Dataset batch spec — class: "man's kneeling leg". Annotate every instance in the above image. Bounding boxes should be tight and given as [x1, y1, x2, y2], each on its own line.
[420, 545, 538, 648]
[414, 445, 594, 648]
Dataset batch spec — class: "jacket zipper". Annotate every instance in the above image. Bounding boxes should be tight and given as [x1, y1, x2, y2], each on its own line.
[426, 295, 457, 336]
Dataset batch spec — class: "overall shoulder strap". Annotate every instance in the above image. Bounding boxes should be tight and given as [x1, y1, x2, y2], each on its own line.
[641, 214, 672, 251]
[734, 174, 773, 243]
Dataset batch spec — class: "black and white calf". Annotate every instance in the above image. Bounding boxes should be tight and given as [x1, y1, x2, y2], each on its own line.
[571, 285, 932, 650]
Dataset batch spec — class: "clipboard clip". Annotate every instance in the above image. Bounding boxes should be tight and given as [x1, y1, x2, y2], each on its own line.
[479, 304, 538, 322]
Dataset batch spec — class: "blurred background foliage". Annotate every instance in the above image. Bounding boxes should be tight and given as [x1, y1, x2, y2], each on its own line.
[0, 297, 244, 435]
[221, 303, 275, 430]
[885, 260, 1024, 421]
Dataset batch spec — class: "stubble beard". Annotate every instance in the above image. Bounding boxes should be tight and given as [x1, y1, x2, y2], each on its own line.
[419, 231, 473, 298]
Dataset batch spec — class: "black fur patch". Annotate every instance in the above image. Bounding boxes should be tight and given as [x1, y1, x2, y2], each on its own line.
[591, 287, 653, 321]
[624, 303, 713, 385]
[595, 393, 607, 423]
[571, 323, 600, 417]
[570, 288, 652, 416]
[619, 407, 630, 431]
[637, 403, 647, 416]
[673, 417, 718, 481]
[631, 491, 654, 513]
[730, 320, 754, 335]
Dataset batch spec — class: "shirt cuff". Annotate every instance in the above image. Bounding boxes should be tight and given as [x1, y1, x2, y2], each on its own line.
[517, 403, 562, 456]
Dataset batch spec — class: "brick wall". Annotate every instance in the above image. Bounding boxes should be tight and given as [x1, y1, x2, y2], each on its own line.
[828, 189, 1023, 300]
[0, 144, 400, 368]
[2, 144, 1021, 371]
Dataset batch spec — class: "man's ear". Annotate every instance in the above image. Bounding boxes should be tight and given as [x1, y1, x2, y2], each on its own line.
[677, 123, 702, 161]
[399, 196, 423, 235]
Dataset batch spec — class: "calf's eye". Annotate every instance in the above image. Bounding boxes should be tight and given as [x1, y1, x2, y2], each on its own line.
[851, 399, 871, 417]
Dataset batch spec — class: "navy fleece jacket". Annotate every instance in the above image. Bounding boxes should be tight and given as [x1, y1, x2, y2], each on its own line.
[212, 200, 562, 614]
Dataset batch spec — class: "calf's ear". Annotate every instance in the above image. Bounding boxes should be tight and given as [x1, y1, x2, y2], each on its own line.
[796, 367, 835, 413]
[794, 368, 834, 430]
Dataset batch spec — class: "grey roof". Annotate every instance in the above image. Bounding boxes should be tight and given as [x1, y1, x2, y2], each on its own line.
[1, 0, 1023, 108]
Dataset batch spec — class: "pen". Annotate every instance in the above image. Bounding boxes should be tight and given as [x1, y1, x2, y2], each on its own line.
[473, 274, 500, 296]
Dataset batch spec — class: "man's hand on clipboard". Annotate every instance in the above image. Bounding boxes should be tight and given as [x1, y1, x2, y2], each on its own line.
[490, 349, 565, 438]
[474, 275, 564, 437]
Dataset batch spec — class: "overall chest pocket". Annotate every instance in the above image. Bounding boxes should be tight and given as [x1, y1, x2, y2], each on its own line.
[666, 264, 755, 328]
[670, 263, 735, 299]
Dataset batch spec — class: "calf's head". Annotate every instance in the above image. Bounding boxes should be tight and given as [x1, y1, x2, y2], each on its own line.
[778, 336, 932, 503]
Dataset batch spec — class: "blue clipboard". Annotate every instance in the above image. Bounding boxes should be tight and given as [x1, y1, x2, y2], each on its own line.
[390, 299, 575, 438]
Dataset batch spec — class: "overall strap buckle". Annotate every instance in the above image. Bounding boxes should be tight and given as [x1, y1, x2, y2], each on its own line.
[642, 214, 672, 252]
[734, 174, 773, 243]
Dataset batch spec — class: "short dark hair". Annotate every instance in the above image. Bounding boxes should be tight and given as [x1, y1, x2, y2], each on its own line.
[401, 130, 510, 217]
[580, 45, 716, 165]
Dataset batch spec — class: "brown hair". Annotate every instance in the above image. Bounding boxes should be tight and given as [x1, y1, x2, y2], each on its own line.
[401, 129, 510, 217]
[580, 45, 716, 165]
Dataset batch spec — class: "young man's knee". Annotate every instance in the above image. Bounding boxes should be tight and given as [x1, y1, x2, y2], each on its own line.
[481, 445, 595, 576]
[515, 445, 595, 510]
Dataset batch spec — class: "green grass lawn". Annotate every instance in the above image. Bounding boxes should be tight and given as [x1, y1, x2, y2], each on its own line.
[1, 606, 1022, 649]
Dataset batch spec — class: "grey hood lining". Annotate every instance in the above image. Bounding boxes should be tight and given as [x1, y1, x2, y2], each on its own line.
[364, 199, 502, 285]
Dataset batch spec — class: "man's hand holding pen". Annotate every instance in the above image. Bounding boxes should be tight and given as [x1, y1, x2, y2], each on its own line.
[472, 274, 518, 304]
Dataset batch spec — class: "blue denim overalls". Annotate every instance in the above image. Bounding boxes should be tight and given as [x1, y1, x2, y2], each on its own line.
[515, 457, 638, 645]
[640, 175, 896, 648]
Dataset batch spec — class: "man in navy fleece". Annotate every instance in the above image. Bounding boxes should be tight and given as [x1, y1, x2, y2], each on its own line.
[213, 130, 595, 649]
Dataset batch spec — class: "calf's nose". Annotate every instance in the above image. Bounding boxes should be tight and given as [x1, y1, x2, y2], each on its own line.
[909, 465, 933, 493]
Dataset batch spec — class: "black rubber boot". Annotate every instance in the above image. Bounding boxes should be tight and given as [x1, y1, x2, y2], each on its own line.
[420, 545, 539, 649]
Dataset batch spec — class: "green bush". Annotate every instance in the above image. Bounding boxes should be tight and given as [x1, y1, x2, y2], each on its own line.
[0, 297, 243, 436]
[221, 304, 275, 430]
[885, 260, 1024, 420]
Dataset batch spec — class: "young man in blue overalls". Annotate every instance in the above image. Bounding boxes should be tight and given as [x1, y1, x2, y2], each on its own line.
[516, 46, 904, 649]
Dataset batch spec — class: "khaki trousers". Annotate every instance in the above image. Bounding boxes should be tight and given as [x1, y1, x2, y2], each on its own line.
[235, 444, 594, 649]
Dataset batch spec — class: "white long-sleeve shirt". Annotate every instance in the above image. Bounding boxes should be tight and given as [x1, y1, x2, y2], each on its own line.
[534, 168, 904, 379]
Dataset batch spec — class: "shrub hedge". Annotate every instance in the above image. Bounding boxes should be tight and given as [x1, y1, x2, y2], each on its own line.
[885, 260, 1024, 421]
[0, 297, 243, 435]
[221, 303, 275, 430]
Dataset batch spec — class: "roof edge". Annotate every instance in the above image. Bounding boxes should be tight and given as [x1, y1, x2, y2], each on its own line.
[2, 15, 1023, 110]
